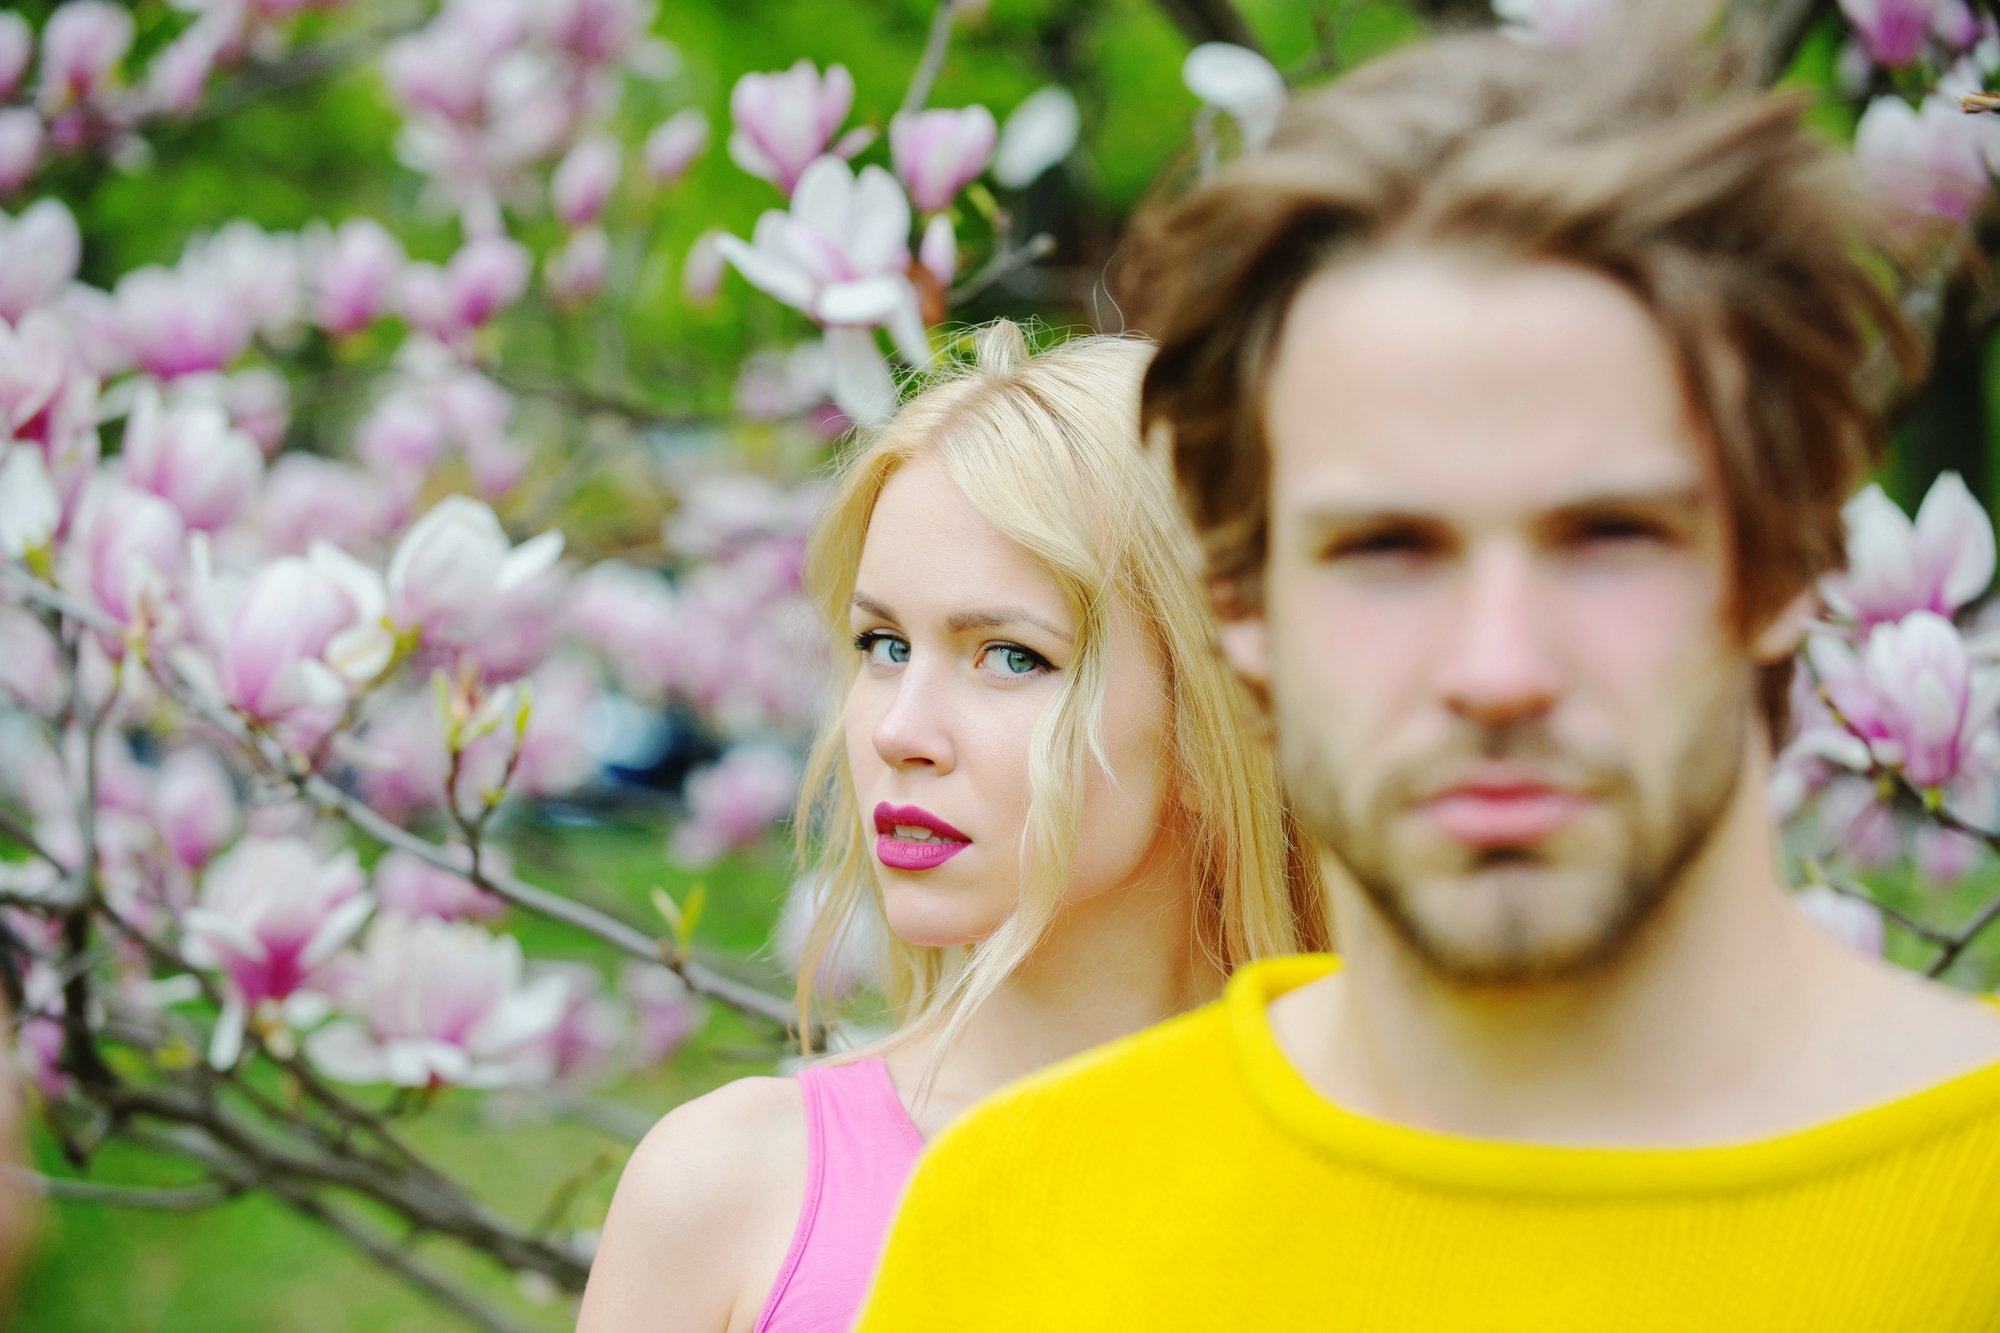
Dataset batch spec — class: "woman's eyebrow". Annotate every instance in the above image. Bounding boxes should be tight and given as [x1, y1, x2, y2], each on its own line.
[851, 594, 899, 622]
[946, 608, 1073, 643]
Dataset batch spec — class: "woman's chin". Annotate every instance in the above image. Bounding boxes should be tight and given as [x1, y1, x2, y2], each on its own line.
[881, 888, 1007, 951]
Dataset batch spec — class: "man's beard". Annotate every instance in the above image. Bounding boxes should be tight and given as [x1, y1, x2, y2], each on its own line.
[1279, 680, 1749, 984]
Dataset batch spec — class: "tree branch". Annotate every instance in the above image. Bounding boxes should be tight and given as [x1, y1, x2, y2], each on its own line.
[1, 1163, 240, 1211]
[902, 2, 959, 117]
[1151, 0, 1264, 52]
[950, 233, 1057, 307]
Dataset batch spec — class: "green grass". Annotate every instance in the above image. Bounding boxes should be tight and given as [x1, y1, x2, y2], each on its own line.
[12, 820, 798, 1333]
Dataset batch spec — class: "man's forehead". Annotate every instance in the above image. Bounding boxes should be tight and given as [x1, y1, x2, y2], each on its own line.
[1264, 250, 1716, 517]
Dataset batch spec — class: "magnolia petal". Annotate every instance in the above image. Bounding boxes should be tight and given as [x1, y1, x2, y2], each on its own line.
[184, 906, 270, 964]
[1796, 885, 1886, 956]
[713, 232, 816, 311]
[325, 620, 394, 685]
[299, 892, 374, 972]
[496, 529, 564, 592]
[207, 989, 246, 1070]
[815, 275, 907, 325]
[308, 539, 387, 621]
[1908, 671, 1964, 786]
[1781, 726, 1873, 772]
[281, 989, 333, 1029]
[295, 657, 349, 710]
[920, 214, 957, 289]
[790, 155, 856, 234]
[1916, 471, 1996, 611]
[306, 1021, 388, 1083]
[822, 327, 898, 426]
[466, 971, 569, 1056]
[993, 86, 1079, 189]
[885, 285, 934, 370]
[725, 129, 781, 185]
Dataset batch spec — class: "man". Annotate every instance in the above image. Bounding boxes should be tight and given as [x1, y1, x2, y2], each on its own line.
[852, 26, 2000, 1333]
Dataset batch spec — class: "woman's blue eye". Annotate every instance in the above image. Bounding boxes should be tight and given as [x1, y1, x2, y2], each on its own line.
[854, 632, 909, 665]
[981, 644, 1048, 675]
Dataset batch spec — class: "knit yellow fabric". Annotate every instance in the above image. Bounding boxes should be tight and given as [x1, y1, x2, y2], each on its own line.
[855, 955, 2000, 1332]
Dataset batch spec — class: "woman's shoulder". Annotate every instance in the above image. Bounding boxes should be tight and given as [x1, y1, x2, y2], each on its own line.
[629, 1075, 809, 1214]
[580, 1077, 809, 1333]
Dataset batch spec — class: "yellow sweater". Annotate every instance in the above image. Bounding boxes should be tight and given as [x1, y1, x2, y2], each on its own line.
[856, 955, 2000, 1332]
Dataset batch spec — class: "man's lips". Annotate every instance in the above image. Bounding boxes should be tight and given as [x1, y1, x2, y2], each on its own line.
[873, 803, 970, 871]
[1419, 785, 1591, 849]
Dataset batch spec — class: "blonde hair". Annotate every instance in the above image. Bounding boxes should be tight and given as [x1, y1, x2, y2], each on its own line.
[793, 321, 1329, 1057]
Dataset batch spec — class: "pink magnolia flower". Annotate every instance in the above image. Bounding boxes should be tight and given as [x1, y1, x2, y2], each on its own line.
[1811, 611, 2000, 789]
[919, 213, 956, 289]
[372, 846, 507, 921]
[462, 654, 599, 797]
[397, 235, 531, 340]
[643, 108, 709, 186]
[47, 280, 129, 378]
[993, 86, 1078, 190]
[68, 482, 184, 628]
[305, 914, 569, 1088]
[353, 689, 450, 820]
[1796, 884, 1886, 955]
[217, 366, 290, 455]
[385, 494, 563, 647]
[622, 960, 700, 1066]
[0, 14, 31, 103]
[1182, 43, 1287, 152]
[1854, 93, 1990, 223]
[115, 264, 252, 379]
[1815, 774, 1901, 868]
[1840, 0, 1943, 67]
[728, 59, 855, 196]
[774, 872, 880, 1001]
[145, 19, 223, 117]
[154, 746, 238, 871]
[536, 0, 652, 66]
[551, 134, 620, 227]
[1492, 0, 1613, 48]
[120, 384, 264, 532]
[716, 155, 929, 424]
[544, 224, 610, 304]
[1822, 475, 1994, 630]
[0, 110, 43, 194]
[0, 446, 60, 562]
[217, 540, 391, 723]
[183, 836, 373, 1068]
[0, 605, 64, 715]
[1916, 823, 1983, 884]
[1935, 0, 1980, 50]
[890, 105, 996, 213]
[309, 217, 405, 337]
[35, 2, 134, 115]
[356, 390, 451, 481]
[256, 454, 390, 555]
[0, 199, 81, 322]
[669, 744, 800, 867]
[525, 962, 626, 1085]
[681, 227, 725, 306]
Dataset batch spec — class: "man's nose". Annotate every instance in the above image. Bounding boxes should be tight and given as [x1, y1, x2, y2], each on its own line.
[1434, 542, 1561, 729]
[871, 658, 957, 775]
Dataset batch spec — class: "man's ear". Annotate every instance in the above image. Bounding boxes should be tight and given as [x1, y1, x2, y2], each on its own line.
[1218, 614, 1271, 687]
[1750, 586, 1819, 665]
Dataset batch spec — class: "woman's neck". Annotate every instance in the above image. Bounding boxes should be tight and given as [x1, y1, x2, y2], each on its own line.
[884, 850, 1222, 1138]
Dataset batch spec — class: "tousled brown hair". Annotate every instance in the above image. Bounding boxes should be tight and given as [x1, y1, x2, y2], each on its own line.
[1121, 28, 1923, 732]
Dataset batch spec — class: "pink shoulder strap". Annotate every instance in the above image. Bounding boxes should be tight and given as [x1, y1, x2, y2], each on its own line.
[755, 1056, 926, 1333]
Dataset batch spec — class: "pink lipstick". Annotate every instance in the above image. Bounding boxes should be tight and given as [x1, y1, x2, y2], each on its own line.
[874, 802, 971, 871]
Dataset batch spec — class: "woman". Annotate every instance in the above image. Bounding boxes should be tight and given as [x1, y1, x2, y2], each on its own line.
[578, 323, 1328, 1333]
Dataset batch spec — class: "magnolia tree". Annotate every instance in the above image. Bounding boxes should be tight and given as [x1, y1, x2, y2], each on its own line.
[1, 0, 1999, 1327]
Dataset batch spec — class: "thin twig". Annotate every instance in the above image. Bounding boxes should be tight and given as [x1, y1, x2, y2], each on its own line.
[1, 1163, 240, 1211]
[950, 233, 1058, 307]
[902, 2, 959, 117]
[263, 1179, 545, 1333]
[1801, 861, 1956, 947]
[0, 808, 62, 870]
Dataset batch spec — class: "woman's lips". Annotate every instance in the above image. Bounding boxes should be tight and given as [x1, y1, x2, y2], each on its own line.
[1421, 785, 1590, 849]
[873, 802, 971, 872]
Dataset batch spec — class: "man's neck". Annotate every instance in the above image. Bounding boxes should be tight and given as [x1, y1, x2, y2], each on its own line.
[1273, 751, 2000, 1147]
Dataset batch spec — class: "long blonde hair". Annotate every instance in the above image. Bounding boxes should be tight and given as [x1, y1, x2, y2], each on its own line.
[793, 321, 1329, 1055]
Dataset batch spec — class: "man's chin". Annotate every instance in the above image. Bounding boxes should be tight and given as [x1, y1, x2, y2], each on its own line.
[1371, 867, 1656, 985]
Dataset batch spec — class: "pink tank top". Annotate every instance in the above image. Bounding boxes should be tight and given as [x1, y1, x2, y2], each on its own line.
[754, 1056, 926, 1333]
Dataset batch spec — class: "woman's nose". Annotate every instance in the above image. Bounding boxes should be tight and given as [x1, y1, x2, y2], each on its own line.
[871, 660, 957, 774]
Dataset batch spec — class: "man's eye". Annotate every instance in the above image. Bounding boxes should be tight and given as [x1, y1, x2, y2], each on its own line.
[1571, 517, 1669, 548]
[1321, 528, 1437, 562]
[853, 631, 909, 665]
[978, 644, 1051, 676]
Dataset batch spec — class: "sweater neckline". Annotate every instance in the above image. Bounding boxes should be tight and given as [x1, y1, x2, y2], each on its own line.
[1227, 954, 2000, 1195]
